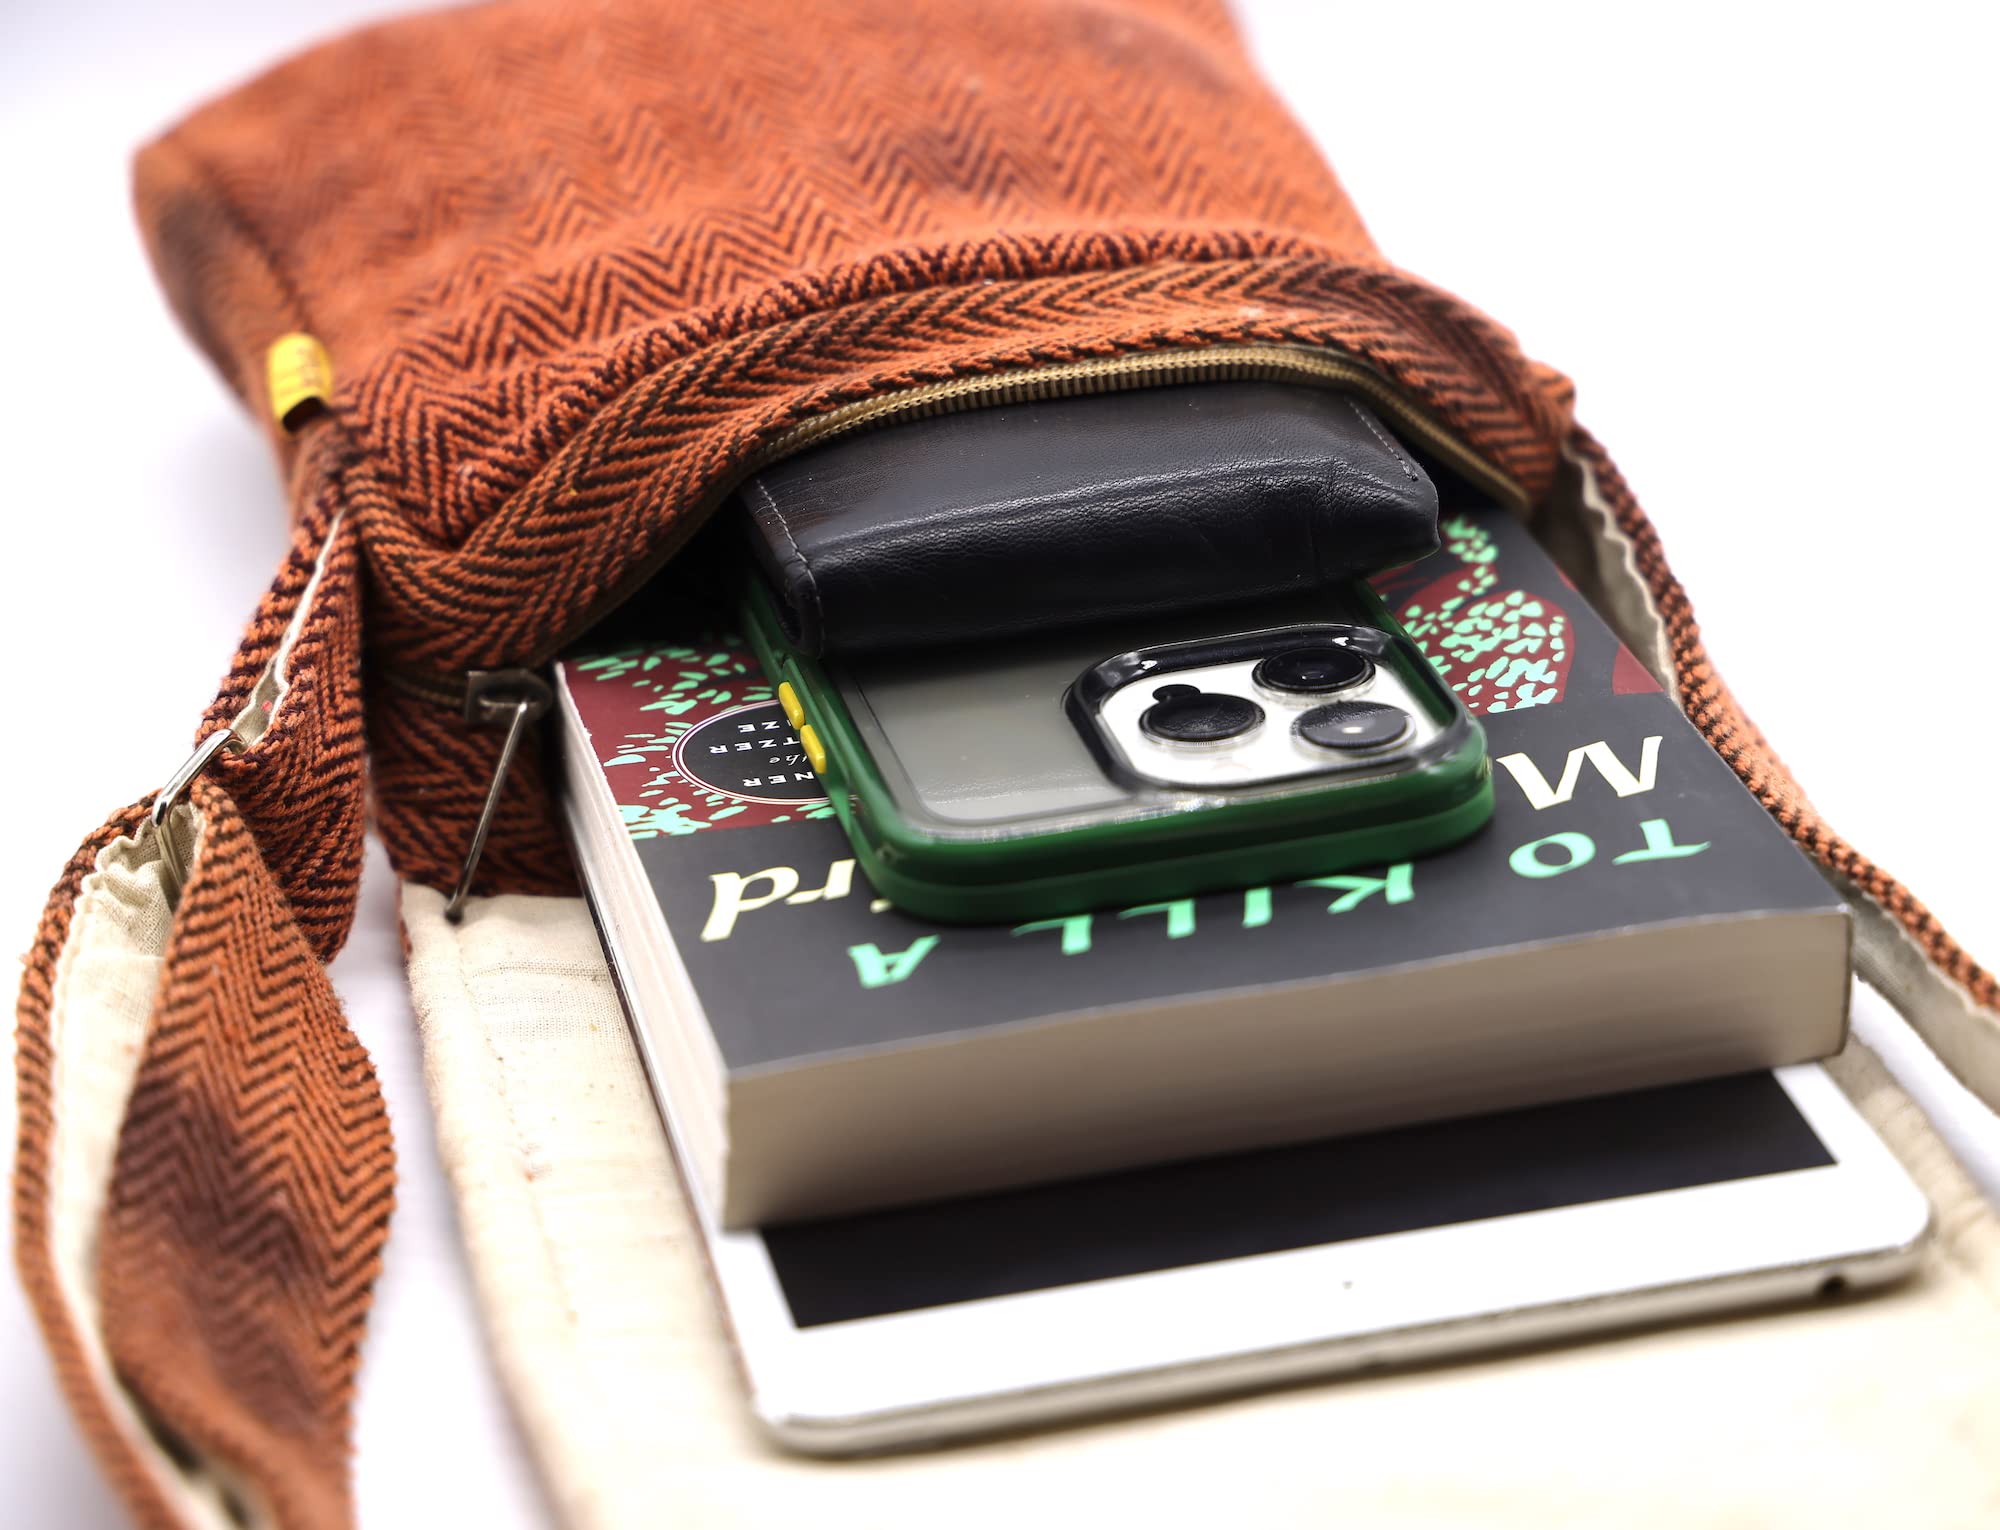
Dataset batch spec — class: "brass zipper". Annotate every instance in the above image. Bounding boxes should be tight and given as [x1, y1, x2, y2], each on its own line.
[750, 342, 1524, 510]
[384, 342, 1525, 712]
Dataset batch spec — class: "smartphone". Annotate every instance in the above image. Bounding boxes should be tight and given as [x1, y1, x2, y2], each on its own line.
[741, 578, 1492, 923]
[689, 1062, 1929, 1454]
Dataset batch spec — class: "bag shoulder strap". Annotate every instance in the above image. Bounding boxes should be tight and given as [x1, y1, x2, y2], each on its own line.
[14, 467, 390, 1530]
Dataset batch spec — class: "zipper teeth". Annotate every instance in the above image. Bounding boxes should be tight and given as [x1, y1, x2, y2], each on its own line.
[758, 346, 1520, 506]
[384, 343, 1526, 708]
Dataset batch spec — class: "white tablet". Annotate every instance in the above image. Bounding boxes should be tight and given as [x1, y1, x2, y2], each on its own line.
[675, 1063, 1929, 1453]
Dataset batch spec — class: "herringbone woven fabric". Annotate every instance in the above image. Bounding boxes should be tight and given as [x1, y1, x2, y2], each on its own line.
[15, 3, 1998, 1529]
[198, 433, 370, 958]
[135, 0, 1576, 898]
[97, 774, 393, 1530]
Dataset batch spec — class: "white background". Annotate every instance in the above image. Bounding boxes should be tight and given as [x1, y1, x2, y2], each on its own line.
[2, 2, 1996, 1525]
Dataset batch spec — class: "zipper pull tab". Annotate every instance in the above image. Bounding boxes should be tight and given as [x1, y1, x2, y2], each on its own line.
[444, 668, 554, 923]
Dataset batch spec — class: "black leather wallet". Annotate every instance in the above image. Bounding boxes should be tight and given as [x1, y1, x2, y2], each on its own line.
[740, 380, 1440, 654]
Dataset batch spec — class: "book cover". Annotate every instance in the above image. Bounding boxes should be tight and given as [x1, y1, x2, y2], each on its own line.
[565, 507, 1836, 1065]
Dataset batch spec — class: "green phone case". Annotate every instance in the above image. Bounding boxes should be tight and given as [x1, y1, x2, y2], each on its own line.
[742, 581, 1493, 924]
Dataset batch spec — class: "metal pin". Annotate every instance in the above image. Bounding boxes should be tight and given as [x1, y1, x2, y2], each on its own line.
[150, 729, 243, 905]
[444, 670, 554, 923]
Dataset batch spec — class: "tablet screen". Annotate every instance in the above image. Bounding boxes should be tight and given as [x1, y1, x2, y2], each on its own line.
[762, 1071, 1832, 1327]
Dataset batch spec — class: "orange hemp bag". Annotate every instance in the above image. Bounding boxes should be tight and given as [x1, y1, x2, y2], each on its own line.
[15, 3, 1995, 1526]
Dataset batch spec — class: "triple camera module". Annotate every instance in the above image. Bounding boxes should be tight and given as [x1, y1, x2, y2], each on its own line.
[1074, 624, 1444, 792]
[1138, 644, 1414, 754]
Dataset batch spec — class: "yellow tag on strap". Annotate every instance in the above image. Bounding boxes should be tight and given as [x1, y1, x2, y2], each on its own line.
[265, 332, 333, 431]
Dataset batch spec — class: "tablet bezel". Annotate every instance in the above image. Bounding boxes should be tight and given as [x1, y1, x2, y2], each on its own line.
[700, 1063, 1929, 1453]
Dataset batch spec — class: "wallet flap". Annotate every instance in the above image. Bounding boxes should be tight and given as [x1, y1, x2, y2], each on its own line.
[741, 381, 1440, 654]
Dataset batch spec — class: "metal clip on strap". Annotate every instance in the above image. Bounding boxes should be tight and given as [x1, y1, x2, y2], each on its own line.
[150, 729, 244, 906]
[444, 669, 555, 924]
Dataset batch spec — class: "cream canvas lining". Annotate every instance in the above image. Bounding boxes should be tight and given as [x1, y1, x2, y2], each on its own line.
[403, 883, 2000, 1530]
[231, 511, 344, 747]
[394, 450, 2000, 1528]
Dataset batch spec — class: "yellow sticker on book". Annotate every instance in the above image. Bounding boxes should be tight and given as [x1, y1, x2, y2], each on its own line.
[265, 332, 333, 431]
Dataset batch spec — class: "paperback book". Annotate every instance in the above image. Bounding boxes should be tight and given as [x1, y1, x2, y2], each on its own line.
[558, 507, 1848, 1227]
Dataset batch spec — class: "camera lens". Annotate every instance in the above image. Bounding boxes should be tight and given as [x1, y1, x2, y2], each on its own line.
[1296, 700, 1412, 752]
[1254, 645, 1373, 695]
[1141, 684, 1264, 744]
